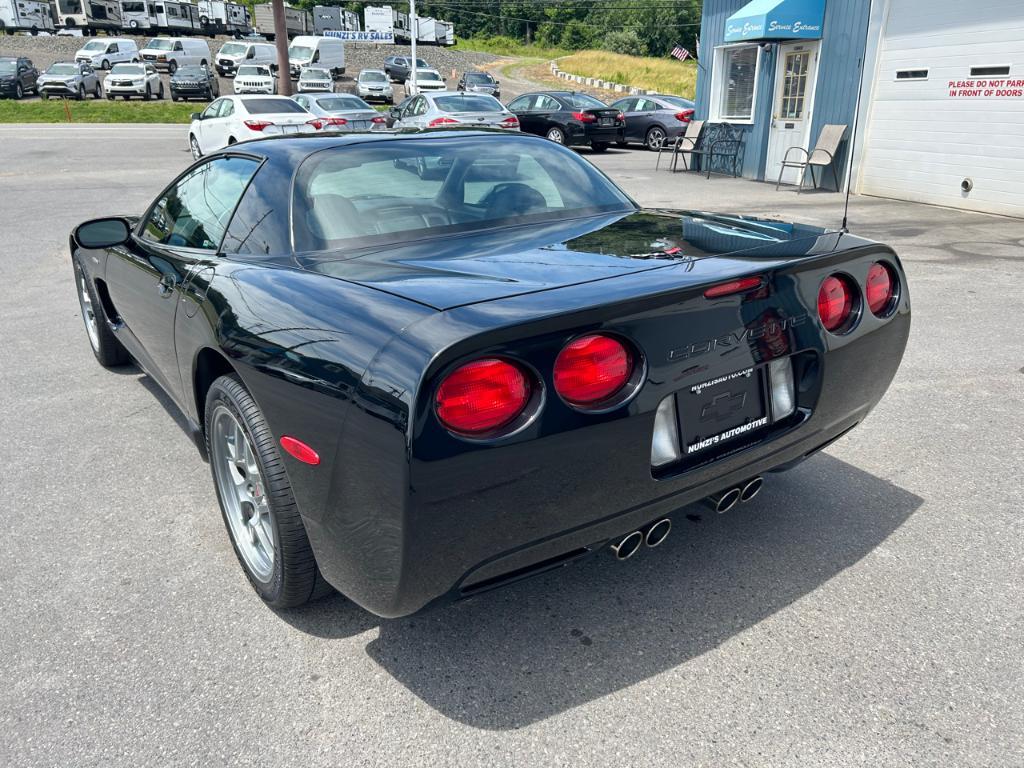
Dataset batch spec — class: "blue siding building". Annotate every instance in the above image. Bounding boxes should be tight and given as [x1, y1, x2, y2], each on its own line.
[694, 0, 869, 190]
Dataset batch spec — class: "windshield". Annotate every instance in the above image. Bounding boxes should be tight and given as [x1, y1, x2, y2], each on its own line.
[465, 73, 494, 84]
[218, 42, 247, 56]
[316, 96, 370, 111]
[565, 93, 607, 109]
[656, 95, 694, 109]
[47, 64, 80, 75]
[145, 39, 176, 51]
[416, 71, 441, 81]
[300, 68, 330, 79]
[416, 58, 428, 68]
[244, 98, 305, 114]
[289, 45, 314, 60]
[434, 94, 502, 113]
[0, 61, 16, 75]
[237, 65, 270, 77]
[359, 71, 387, 82]
[111, 64, 144, 75]
[82, 41, 108, 52]
[293, 136, 634, 252]
[176, 66, 206, 77]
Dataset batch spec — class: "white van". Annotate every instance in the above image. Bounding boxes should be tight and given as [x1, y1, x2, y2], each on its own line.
[287, 35, 344, 79]
[140, 37, 211, 73]
[215, 39, 276, 77]
[74, 38, 139, 70]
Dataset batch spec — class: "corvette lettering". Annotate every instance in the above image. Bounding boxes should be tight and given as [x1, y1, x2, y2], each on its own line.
[668, 314, 807, 361]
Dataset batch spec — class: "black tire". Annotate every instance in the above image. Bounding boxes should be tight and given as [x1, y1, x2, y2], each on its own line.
[168, 60, 177, 75]
[77, 84, 85, 101]
[645, 125, 667, 151]
[42, 92, 50, 100]
[157, 83, 164, 100]
[591, 142, 610, 152]
[144, 84, 151, 101]
[616, 139, 629, 148]
[205, 374, 332, 608]
[14, 82, 23, 99]
[72, 255, 130, 368]
[107, 93, 114, 100]
[171, 93, 178, 102]
[101, 58, 110, 70]
[94, 83, 101, 98]
[122, 94, 129, 100]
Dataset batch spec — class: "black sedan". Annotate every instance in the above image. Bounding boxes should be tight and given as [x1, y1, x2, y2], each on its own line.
[507, 91, 624, 151]
[610, 93, 695, 150]
[170, 64, 220, 102]
[0, 56, 39, 100]
[70, 131, 910, 618]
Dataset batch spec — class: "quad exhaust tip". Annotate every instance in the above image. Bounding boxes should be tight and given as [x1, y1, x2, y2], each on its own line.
[644, 518, 672, 548]
[705, 476, 764, 513]
[610, 530, 643, 560]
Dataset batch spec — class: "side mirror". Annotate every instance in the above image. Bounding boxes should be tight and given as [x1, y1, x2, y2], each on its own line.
[74, 217, 132, 249]
[388, 107, 400, 118]
[191, 111, 203, 121]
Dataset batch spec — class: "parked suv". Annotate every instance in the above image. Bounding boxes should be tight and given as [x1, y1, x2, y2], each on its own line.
[297, 67, 332, 93]
[104, 62, 164, 100]
[404, 68, 446, 95]
[140, 37, 210, 74]
[233, 64, 276, 95]
[74, 39, 139, 70]
[0, 56, 38, 99]
[355, 68, 392, 103]
[214, 40, 276, 77]
[457, 71, 500, 99]
[170, 64, 220, 102]
[383, 55, 428, 83]
[38, 61, 101, 100]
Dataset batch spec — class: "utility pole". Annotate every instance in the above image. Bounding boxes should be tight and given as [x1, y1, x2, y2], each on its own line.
[409, 0, 417, 95]
[272, 0, 292, 96]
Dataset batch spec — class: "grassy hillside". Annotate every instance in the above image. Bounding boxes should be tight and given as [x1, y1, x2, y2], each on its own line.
[558, 51, 698, 99]
[457, 35, 571, 60]
[0, 100, 199, 124]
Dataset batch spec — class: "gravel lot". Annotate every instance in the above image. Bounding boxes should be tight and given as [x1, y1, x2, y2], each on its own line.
[0, 125, 1021, 767]
[0, 34, 502, 103]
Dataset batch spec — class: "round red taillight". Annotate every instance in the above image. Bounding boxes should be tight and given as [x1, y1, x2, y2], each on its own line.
[553, 334, 634, 407]
[435, 358, 531, 435]
[866, 262, 897, 316]
[817, 274, 857, 333]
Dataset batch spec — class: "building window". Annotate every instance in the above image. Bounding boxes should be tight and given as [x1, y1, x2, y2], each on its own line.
[895, 69, 928, 81]
[970, 65, 1010, 77]
[713, 45, 761, 122]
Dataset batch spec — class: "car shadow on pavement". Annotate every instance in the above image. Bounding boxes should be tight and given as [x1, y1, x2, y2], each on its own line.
[279, 453, 921, 730]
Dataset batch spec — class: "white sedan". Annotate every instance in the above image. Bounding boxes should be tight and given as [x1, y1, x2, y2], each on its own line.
[188, 95, 321, 159]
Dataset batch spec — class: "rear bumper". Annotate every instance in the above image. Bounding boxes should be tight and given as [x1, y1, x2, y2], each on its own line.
[567, 123, 624, 145]
[303, 298, 910, 618]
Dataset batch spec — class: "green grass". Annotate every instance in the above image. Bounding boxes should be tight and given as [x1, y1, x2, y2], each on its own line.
[557, 50, 698, 99]
[456, 35, 571, 60]
[0, 99, 201, 124]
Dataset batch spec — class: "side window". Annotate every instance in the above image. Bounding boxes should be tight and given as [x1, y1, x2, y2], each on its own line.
[222, 160, 289, 256]
[108, 44, 118, 53]
[537, 95, 559, 111]
[508, 95, 533, 111]
[616, 98, 635, 112]
[221, 100, 234, 117]
[141, 157, 259, 250]
[174, 42, 183, 51]
[246, 47, 254, 59]
[202, 98, 223, 119]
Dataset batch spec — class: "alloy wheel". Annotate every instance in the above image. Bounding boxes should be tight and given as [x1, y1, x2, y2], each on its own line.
[211, 406, 276, 582]
[190, 135, 202, 160]
[77, 274, 100, 352]
[546, 127, 565, 143]
[647, 127, 666, 150]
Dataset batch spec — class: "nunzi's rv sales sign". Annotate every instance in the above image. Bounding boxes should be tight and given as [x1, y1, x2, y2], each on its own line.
[325, 30, 395, 43]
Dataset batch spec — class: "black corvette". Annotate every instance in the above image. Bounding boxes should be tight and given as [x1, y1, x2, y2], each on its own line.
[71, 131, 910, 617]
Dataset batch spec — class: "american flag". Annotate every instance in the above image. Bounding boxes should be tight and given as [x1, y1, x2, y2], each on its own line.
[670, 45, 691, 62]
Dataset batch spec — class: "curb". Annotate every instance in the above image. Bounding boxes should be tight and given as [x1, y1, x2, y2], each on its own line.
[549, 59, 652, 95]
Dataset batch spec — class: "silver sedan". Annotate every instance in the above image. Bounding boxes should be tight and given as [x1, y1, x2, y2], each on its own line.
[391, 92, 520, 131]
[291, 93, 387, 132]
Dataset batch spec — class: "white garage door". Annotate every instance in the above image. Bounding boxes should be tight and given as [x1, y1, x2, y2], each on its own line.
[858, 0, 1024, 217]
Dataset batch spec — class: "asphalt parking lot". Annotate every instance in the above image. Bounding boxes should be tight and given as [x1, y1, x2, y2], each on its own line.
[1, 125, 1022, 767]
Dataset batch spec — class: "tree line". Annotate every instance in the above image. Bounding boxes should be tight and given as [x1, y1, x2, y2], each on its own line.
[279, 1, 703, 56]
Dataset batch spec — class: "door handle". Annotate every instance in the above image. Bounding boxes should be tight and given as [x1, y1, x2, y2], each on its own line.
[157, 274, 176, 297]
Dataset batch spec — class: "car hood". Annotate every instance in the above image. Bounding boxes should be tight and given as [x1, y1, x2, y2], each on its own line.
[297, 209, 845, 310]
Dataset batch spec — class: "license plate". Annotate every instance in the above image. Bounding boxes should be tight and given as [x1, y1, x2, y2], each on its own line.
[678, 366, 767, 457]
[600, 117, 613, 126]
[282, 125, 299, 133]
